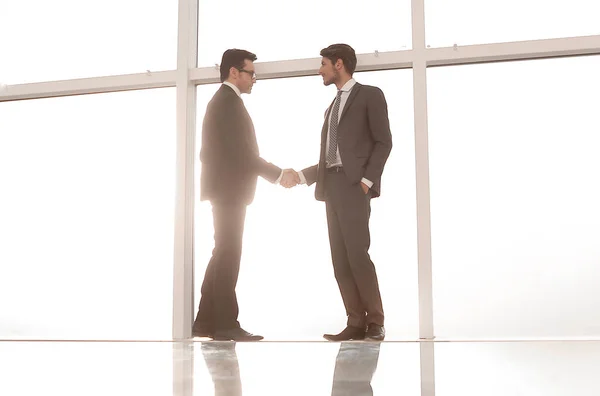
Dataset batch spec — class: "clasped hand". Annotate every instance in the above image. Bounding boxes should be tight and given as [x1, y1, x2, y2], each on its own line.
[280, 169, 300, 188]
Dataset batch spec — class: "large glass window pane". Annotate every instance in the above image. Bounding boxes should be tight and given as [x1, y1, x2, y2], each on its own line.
[0, 88, 175, 340]
[428, 56, 600, 338]
[425, 0, 600, 47]
[195, 70, 417, 340]
[197, 0, 412, 66]
[0, 0, 177, 84]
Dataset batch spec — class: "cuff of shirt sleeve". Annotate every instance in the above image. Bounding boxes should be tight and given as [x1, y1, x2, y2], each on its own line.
[298, 171, 307, 185]
[361, 177, 373, 189]
[275, 170, 284, 184]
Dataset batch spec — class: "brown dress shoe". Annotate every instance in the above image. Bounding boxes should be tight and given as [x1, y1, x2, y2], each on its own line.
[212, 327, 264, 341]
[365, 324, 385, 341]
[192, 327, 213, 338]
[323, 326, 366, 341]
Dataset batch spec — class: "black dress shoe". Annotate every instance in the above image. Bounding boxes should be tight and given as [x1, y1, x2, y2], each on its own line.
[323, 326, 366, 341]
[365, 324, 385, 341]
[212, 327, 264, 341]
[192, 327, 213, 338]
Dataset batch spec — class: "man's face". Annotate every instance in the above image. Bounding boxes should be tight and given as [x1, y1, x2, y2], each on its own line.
[236, 59, 256, 94]
[319, 57, 339, 86]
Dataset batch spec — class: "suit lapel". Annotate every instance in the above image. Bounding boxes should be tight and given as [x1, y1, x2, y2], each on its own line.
[320, 97, 336, 160]
[339, 83, 361, 124]
[323, 97, 335, 125]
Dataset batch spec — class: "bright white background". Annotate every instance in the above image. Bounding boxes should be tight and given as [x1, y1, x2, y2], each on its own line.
[0, 88, 176, 339]
[0, 0, 177, 84]
[425, 0, 600, 47]
[428, 56, 600, 338]
[197, 0, 412, 66]
[1, 0, 600, 341]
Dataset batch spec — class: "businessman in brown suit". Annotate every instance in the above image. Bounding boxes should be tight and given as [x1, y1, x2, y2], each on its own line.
[298, 44, 392, 341]
[193, 49, 299, 341]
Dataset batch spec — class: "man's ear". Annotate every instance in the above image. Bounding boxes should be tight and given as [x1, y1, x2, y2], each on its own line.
[229, 66, 238, 78]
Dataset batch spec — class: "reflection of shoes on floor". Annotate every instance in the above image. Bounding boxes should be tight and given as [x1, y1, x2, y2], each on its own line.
[323, 326, 366, 341]
[212, 328, 263, 341]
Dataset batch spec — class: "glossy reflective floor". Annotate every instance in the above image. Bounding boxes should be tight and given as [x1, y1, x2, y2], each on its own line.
[1, 340, 599, 395]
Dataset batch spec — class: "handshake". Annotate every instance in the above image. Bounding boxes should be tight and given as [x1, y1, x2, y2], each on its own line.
[280, 169, 302, 189]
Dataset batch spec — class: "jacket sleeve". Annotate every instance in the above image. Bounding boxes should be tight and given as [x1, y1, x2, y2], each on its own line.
[201, 100, 282, 183]
[301, 164, 319, 186]
[363, 87, 392, 184]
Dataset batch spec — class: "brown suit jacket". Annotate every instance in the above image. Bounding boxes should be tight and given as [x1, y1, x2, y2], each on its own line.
[200, 84, 281, 205]
[302, 83, 392, 200]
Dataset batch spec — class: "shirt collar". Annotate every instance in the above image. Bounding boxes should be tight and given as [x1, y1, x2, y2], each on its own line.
[339, 78, 357, 93]
[223, 81, 241, 97]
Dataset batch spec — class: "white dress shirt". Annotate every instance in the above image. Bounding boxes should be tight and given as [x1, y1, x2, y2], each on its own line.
[298, 79, 373, 189]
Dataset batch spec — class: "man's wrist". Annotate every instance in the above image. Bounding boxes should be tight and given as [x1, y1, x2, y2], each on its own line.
[298, 171, 307, 185]
[275, 169, 284, 184]
[361, 177, 373, 188]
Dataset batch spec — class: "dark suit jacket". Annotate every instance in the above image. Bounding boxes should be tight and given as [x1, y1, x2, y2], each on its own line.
[200, 84, 281, 205]
[302, 83, 392, 200]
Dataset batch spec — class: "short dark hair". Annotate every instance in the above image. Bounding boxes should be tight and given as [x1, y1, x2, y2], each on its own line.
[219, 49, 257, 83]
[320, 44, 357, 75]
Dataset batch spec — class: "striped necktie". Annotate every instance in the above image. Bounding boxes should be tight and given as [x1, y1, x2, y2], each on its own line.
[327, 90, 343, 165]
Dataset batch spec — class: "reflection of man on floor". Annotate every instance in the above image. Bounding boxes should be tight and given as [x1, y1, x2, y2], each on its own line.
[201, 342, 242, 396]
[331, 342, 381, 396]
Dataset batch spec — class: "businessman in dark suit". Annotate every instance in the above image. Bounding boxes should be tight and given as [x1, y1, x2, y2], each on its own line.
[193, 49, 299, 341]
[298, 44, 392, 341]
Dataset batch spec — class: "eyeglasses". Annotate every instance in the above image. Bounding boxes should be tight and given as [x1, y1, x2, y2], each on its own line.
[237, 68, 256, 79]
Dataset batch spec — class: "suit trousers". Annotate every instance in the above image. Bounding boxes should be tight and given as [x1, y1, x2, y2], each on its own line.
[194, 203, 246, 331]
[325, 170, 384, 328]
